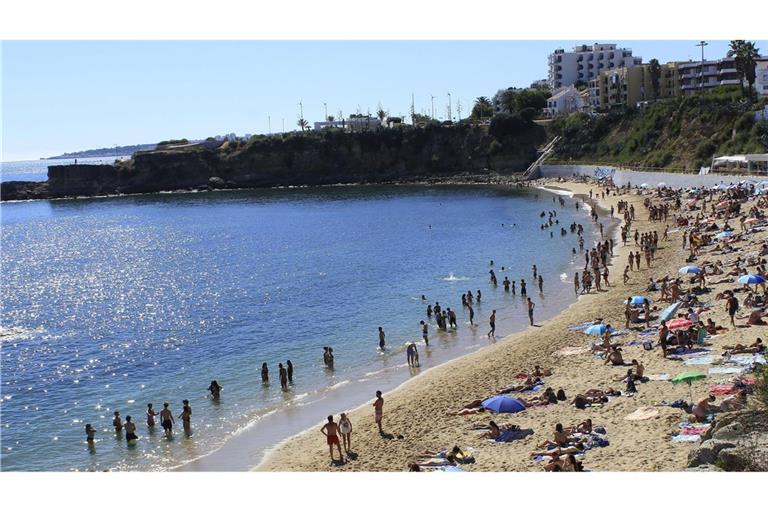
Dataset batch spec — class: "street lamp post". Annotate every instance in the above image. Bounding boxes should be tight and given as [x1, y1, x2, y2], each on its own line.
[447, 92, 452, 122]
[696, 40, 708, 90]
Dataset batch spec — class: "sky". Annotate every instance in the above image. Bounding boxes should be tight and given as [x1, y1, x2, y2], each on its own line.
[1, 40, 764, 161]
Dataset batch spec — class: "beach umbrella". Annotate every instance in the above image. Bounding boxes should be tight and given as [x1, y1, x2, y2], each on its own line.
[737, 274, 766, 285]
[659, 302, 682, 323]
[481, 395, 526, 414]
[679, 265, 701, 274]
[665, 318, 693, 331]
[583, 323, 610, 336]
[714, 231, 734, 239]
[625, 296, 650, 306]
[672, 371, 707, 403]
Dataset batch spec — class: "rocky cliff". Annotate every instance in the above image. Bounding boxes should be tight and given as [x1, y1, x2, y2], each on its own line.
[1, 123, 547, 201]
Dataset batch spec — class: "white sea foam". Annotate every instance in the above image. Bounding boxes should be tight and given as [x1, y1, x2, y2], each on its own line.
[442, 272, 469, 282]
[328, 380, 350, 390]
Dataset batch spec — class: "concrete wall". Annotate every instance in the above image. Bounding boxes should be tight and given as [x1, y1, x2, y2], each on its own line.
[537, 164, 765, 188]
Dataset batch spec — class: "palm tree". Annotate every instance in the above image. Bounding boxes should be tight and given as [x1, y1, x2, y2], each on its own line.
[376, 108, 388, 123]
[473, 96, 493, 122]
[297, 118, 309, 131]
[648, 59, 661, 100]
[728, 40, 761, 100]
[327, 115, 335, 122]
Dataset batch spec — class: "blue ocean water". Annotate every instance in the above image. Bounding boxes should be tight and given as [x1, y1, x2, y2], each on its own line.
[1, 157, 129, 183]
[0, 185, 598, 471]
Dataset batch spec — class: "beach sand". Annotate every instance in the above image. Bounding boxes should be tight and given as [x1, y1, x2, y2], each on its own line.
[256, 180, 766, 472]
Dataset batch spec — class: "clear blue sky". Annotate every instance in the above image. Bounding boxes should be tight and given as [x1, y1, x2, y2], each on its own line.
[2, 40, 763, 161]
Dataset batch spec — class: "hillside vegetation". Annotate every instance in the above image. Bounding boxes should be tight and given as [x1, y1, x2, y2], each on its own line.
[548, 87, 768, 170]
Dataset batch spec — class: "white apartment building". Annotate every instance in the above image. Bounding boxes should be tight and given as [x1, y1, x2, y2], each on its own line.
[678, 57, 741, 95]
[548, 43, 642, 90]
[756, 57, 768, 97]
[545, 85, 586, 116]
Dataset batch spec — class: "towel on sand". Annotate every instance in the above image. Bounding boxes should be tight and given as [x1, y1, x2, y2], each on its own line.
[671, 434, 701, 443]
[625, 407, 660, 421]
[729, 354, 766, 366]
[684, 355, 716, 365]
[709, 367, 745, 375]
[709, 384, 738, 396]
[647, 374, 671, 381]
[567, 323, 594, 331]
[494, 428, 534, 443]
[555, 346, 591, 356]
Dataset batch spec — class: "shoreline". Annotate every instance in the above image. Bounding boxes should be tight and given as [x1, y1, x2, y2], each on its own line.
[179, 184, 610, 471]
[253, 181, 630, 472]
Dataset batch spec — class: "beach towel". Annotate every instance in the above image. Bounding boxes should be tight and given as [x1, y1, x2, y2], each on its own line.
[638, 328, 658, 336]
[625, 407, 660, 421]
[708, 367, 745, 375]
[684, 355, 716, 365]
[729, 354, 766, 366]
[709, 384, 738, 396]
[681, 426, 710, 436]
[675, 347, 711, 356]
[567, 322, 594, 331]
[519, 384, 544, 394]
[671, 434, 701, 443]
[555, 346, 591, 356]
[647, 373, 671, 381]
[494, 428, 534, 443]
[626, 338, 653, 347]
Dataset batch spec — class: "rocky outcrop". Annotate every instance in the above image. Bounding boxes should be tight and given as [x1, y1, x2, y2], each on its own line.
[687, 409, 768, 471]
[1, 124, 547, 201]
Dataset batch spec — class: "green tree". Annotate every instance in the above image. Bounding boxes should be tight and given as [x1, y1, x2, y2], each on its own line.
[499, 89, 519, 114]
[297, 118, 309, 131]
[515, 89, 549, 112]
[648, 59, 661, 100]
[376, 108, 388, 123]
[471, 96, 493, 121]
[327, 115, 335, 122]
[728, 40, 761, 100]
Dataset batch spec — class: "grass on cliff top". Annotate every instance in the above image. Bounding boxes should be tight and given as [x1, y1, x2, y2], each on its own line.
[549, 86, 768, 171]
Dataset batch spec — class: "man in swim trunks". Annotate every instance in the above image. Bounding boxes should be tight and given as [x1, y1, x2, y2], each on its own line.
[420, 320, 429, 345]
[373, 391, 384, 433]
[124, 415, 138, 444]
[160, 402, 174, 438]
[320, 415, 344, 462]
[527, 298, 535, 326]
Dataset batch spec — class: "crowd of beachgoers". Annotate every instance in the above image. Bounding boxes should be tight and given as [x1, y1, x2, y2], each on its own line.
[258, 175, 767, 472]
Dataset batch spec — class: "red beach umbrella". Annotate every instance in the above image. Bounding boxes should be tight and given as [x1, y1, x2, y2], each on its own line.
[664, 318, 693, 331]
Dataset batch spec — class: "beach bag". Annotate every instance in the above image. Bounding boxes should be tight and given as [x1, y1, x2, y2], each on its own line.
[643, 341, 653, 351]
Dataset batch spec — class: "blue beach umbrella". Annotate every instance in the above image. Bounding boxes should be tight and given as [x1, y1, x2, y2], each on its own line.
[715, 231, 734, 239]
[626, 296, 650, 306]
[659, 302, 682, 323]
[679, 266, 701, 274]
[481, 395, 526, 414]
[737, 274, 766, 285]
[584, 323, 610, 336]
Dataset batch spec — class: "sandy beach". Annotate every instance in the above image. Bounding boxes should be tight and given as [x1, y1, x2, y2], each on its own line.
[257, 179, 766, 472]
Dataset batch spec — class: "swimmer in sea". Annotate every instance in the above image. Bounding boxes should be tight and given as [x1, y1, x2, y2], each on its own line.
[113, 411, 123, 433]
[85, 424, 96, 444]
[286, 360, 293, 383]
[261, 362, 269, 383]
[207, 380, 222, 400]
[279, 363, 288, 391]
[538, 275, 544, 293]
[476, 289, 482, 302]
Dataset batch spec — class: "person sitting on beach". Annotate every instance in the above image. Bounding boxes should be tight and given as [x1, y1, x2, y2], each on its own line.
[531, 365, 552, 377]
[630, 359, 645, 380]
[692, 395, 717, 422]
[742, 308, 767, 326]
[719, 390, 747, 412]
[408, 462, 421, 472]
[705, 318, 727, 335]
[543, 452, 565, 472]
[565, 418, 593, 434]
[563, 454, 584, 472]
[603, 347, 627, 366]
[536, 423, 571, 449]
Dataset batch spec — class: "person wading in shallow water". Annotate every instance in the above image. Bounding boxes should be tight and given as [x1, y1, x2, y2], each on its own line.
[378, 327, 386, 350]
[527, 298, 536, 326]
[488, 310, 496, 337]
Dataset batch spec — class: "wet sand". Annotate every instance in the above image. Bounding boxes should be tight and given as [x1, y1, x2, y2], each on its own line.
[256, 180, 765, 472]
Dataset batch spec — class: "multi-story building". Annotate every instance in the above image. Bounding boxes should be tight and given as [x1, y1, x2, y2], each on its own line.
[678, 57, 741, 95]
[755, 57, 768, 97]
[589, 62, 681, 110]
[548, 43, 641, 90]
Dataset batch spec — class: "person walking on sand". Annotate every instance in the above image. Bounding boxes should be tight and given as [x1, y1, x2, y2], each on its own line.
[373, 391, 384, 433]
[527, 298, 535, 326]
[279, 363, 288, 391]
[378, 327, 386, 350]
[338, 412, 353, 453]
[146, 403, 158, 427]
[160, 402, 174, 438]
[420, 320, 429, 345]
[726, 293, 739, 327]
[488, 310, 497, 337]
[320, 415, 344, 462]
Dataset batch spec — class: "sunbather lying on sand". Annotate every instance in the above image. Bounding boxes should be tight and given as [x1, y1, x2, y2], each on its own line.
[719, 390, 747, 412]
[531, 365, 552, 377]
[496, 375, 542, 394]
[416, 446, 466, 464]
[565, 418, 593, 434]
[448, 399, 485, 416]
[723, 338, 764, 355]
[531, 442, 586, 457]
[519, 387, 559, 407]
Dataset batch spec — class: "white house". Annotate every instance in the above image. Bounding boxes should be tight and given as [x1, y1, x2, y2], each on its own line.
[755, 57, 768, 97]
[548, 43, 641, 90]
[545, 85, 585, 116]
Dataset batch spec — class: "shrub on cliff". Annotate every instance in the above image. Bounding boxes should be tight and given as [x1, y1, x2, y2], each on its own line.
[489, 113, 530, 140]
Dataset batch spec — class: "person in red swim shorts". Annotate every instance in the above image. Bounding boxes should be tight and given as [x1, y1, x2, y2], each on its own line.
[321, 415, 344, 463]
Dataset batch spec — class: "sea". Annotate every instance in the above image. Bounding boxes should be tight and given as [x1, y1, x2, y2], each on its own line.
[1, 157, 129, 183]
[0, 181, 600, 471]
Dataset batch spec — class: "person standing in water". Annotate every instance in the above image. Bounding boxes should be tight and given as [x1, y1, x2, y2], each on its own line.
[179, 400, 192, 436]
[538, 275, 544, 293]
[286, 360, 294, 383]
[261, 362, 269, 383]
[113, 411, 123, 433]
[420, 320, 429, 345]
[124, 416, 138, 444]
[85, 424, 96, 444]
[527, 298, 536, 326]
[468, 303, 475, 326]
[279, 363, 288, 391]
[520, 279, 527, 295]
[503, 277, 510, 292]
[574, 273, 580, 296]
[488, 310, 496, 337]
[426, 304, 433, 317]
[146, 403, 158, 427]
[476, 290, 482, 302]
[160, 402, 174, 438]
[373, 391, 384, 434]
[207, 380, 222, 400]
[378, 327, 386, 350]
[532, 265, 537, 278]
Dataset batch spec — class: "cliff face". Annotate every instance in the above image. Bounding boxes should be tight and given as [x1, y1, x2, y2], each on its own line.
[2, 124, 547, 200]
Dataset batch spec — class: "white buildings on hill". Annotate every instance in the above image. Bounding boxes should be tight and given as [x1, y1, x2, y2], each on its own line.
[548, 43, 641, 90]
[756, 57, 768, 97]
[545, 85, 588, 116]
